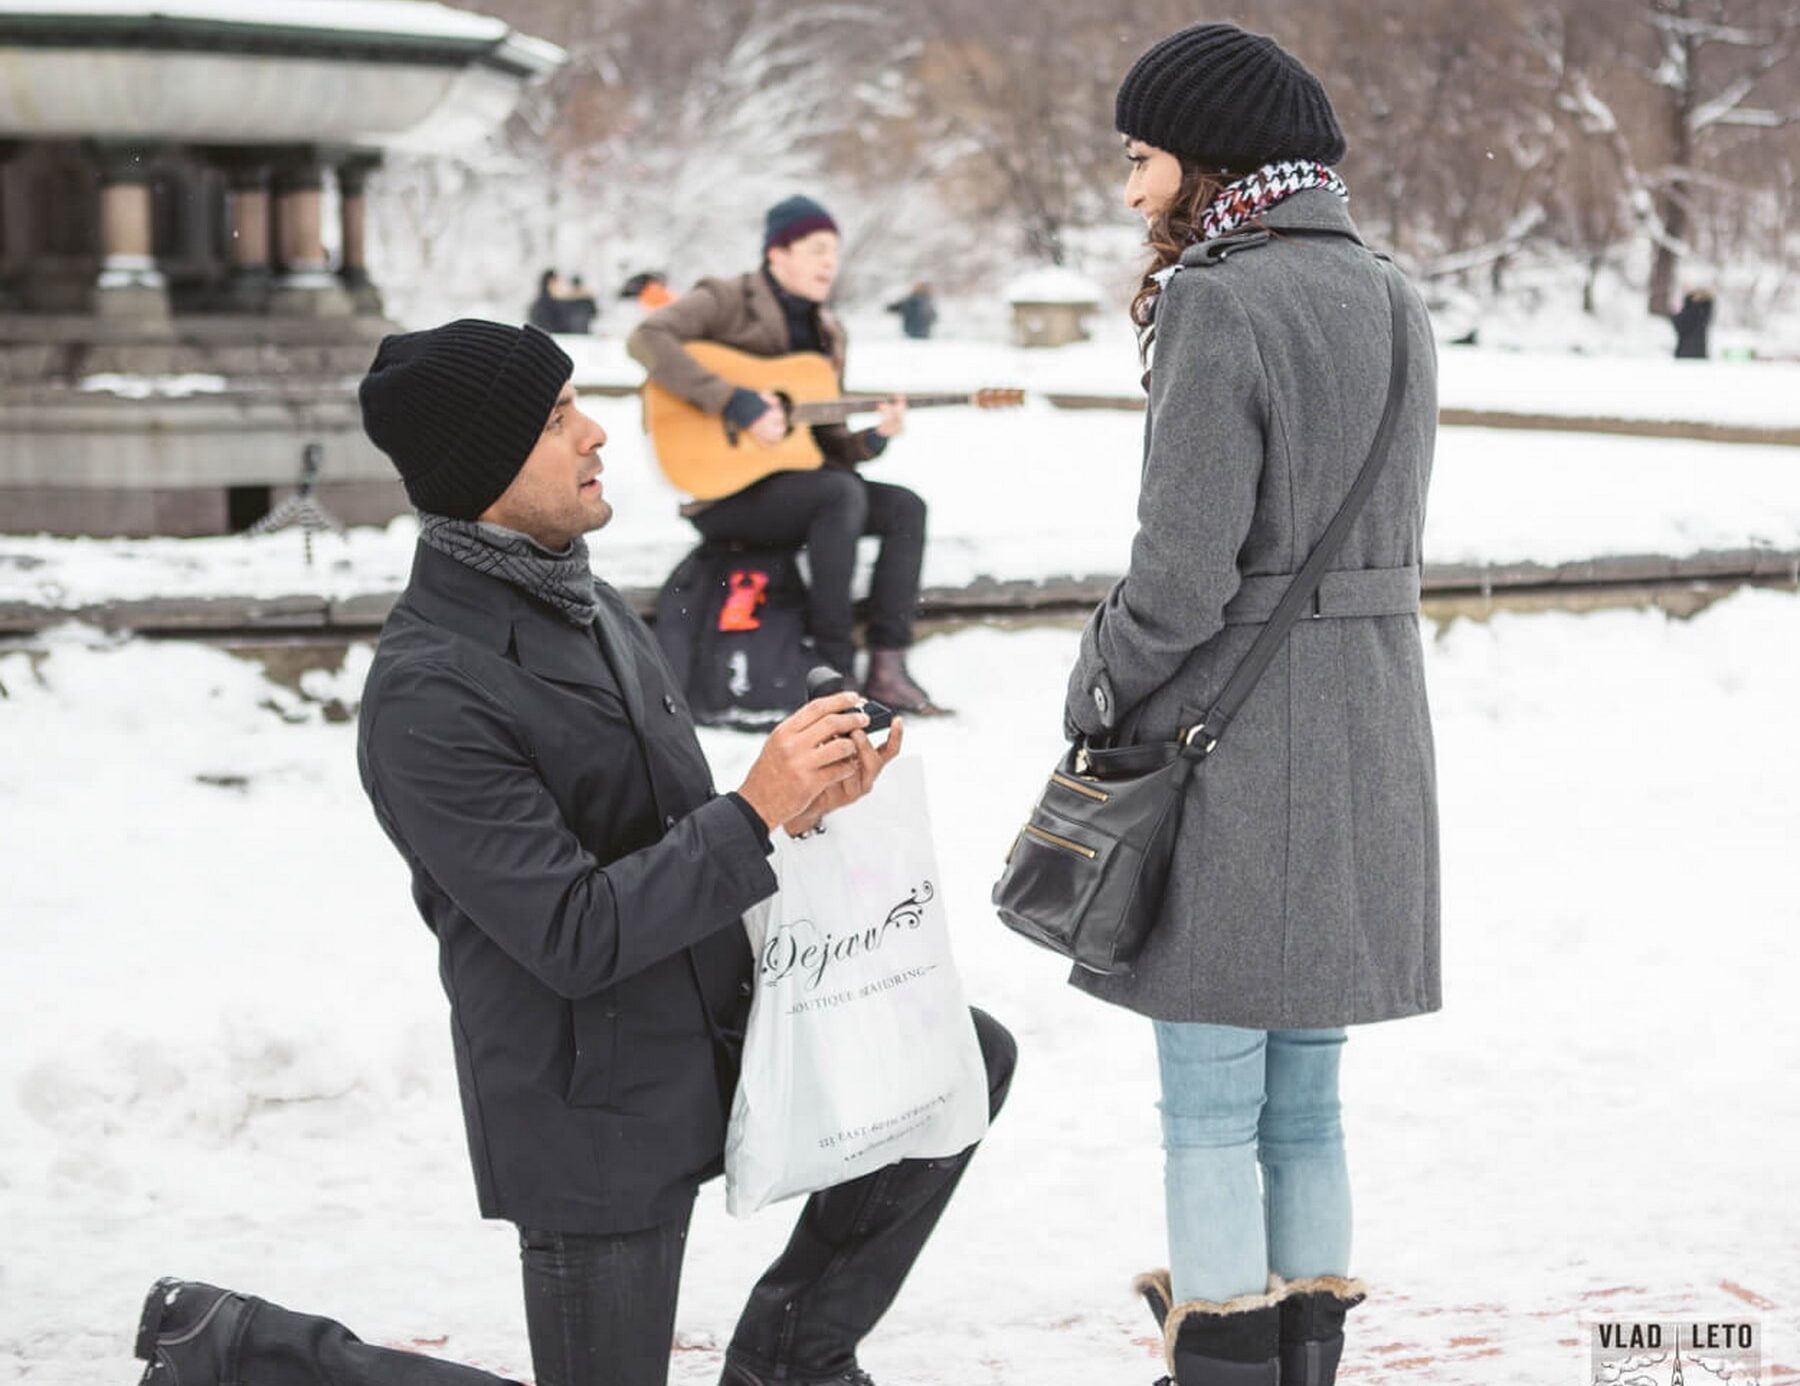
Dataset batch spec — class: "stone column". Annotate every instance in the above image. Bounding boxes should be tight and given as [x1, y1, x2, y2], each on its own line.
[337, 153, 384, 316]
[270, 156, 351, 318]
[90, 143, 170, 321]
[223, 158, 274, 312]
[0, 140, 20, 311]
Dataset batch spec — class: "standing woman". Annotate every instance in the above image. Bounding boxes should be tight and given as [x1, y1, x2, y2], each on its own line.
[1061, 24, 1441, 1386]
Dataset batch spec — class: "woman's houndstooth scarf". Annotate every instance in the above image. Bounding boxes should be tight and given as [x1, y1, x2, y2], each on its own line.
[1196, 159, 1348, 243]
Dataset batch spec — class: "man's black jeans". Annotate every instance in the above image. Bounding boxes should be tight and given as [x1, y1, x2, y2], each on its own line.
[521, 1008, 1016, 1386]
[689, 469, 927, 677]
[186, 1011, 1012, 1386]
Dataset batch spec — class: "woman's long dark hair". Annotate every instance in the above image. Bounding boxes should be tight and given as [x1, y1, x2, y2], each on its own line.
[1129, 160, 1240, 330]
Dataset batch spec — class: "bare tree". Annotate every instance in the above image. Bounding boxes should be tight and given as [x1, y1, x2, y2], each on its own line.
[366, 0, 1800, 326]
[1550, 0, 1800, 312]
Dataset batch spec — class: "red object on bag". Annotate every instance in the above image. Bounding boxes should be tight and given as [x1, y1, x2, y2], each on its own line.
[719, 569, 770, 632]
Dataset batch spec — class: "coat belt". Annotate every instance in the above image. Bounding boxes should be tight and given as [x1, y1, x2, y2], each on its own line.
[1221, 565, 1421, 625]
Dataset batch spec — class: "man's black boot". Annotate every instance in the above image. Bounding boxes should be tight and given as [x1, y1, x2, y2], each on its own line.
[1276, 1276, 1367, 1386]
[1146, 1274, 1285, 1386]
[720, 1362, 876, 1386]
[135, 1278, 255, 1386]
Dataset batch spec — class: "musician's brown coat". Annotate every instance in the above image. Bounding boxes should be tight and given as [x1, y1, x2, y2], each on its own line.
[626, 270, 878, 467]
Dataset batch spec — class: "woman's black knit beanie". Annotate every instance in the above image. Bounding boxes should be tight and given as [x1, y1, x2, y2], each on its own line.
[358, 319, 573, 520]
[1115, 22, 1346, 171]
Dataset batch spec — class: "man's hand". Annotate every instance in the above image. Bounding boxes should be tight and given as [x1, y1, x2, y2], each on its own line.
[736, 693, 871, 829]
[747, 391, 788, 447]
[783, 716, 905, 837]
[873, 395, 907, 439]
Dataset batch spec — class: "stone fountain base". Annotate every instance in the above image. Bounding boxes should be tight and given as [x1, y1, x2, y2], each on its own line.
[0, 313, 407, 536]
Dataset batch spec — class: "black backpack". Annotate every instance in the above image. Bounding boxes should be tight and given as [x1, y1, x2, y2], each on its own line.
[653, 543, 817, 728]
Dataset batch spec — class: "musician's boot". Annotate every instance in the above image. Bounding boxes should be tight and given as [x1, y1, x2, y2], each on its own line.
[863, 648, 950, 717]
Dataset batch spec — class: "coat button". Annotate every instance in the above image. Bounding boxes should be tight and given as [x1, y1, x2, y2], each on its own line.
[663, 694, 677, 714]
[739, 981, 753, 998]
[664, 814, 677, 830]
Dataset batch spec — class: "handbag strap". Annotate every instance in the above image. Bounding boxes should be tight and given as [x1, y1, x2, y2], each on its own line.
[1184, 257, 1411, 758]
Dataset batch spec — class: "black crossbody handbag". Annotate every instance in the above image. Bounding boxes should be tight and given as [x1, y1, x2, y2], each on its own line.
[993, 260, 1411, 974]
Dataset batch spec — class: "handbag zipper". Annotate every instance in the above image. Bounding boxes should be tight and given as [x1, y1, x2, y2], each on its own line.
[1022, 823, 1098, 859]
[1050, 772, 1109, 803]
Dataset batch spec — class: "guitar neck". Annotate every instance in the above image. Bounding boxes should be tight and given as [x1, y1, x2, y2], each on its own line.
[792, 393, 975, 426]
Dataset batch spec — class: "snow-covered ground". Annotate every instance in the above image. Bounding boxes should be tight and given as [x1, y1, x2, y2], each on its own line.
[6, 401, 1800, 613]
[559, 325, 1800, 430]
[3, 590, 1798, 1385]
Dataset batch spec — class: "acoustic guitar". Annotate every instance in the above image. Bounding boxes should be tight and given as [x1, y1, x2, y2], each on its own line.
[642, 342, 1025, 500]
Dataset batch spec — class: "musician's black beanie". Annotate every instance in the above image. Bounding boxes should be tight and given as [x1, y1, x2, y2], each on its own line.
[1114, 23, 1346, 171]
[358, 319, 573, 520]
[764, 195, 839, 253]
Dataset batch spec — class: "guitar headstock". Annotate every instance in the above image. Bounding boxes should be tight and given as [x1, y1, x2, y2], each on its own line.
[972, 388, 1026, 409]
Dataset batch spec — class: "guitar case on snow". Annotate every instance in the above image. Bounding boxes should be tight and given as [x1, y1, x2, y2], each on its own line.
[654, 542, 818, 729]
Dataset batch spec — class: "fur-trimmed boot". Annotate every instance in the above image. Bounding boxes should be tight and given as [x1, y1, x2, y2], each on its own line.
[1276, 1276, 1367, 1386]
[1137, 1270, 1286, 1385]
[1135, 1268, 1175, 1329]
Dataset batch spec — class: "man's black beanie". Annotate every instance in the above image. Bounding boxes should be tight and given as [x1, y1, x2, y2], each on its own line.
[358, 319, 573, 521]
[1114, 23, 1346, 171]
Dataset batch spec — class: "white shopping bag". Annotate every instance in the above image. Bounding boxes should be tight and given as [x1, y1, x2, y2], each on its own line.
[725, 756, 990, 1216]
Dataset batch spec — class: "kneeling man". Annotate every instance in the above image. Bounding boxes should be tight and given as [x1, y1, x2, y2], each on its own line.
[134, 319, 1014, 1386]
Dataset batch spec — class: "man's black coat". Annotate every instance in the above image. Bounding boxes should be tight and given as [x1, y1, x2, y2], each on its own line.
[357, 543, 777, 1233]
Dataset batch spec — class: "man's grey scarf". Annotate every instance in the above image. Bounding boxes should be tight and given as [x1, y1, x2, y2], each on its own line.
[417, 512, 598, 628]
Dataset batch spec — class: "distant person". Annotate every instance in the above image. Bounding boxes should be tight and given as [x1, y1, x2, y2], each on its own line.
[621, 270, 677, 310]
[1670, 288, 1714, 360]
[628, 195, 947, 715]
[527, 268, 567, 333]
[563, 274, 599, 334]
[885, 282, 938, 340]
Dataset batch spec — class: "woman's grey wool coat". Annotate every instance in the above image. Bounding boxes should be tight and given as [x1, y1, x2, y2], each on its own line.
[1063, 188, 1442, 1030]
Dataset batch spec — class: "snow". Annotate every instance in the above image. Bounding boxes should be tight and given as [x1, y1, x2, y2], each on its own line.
[1003, 267, 1104, 306]
[0, 0, 509, 41]
[4, 400, 1800, 613]
[1432, 350, 1800, 429]
[3, 589, 1798, 1384]
[556, 324, 1800, 430]
[77, 372, 228, 400]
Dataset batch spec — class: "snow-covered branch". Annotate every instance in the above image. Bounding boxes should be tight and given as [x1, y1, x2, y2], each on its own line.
[1645, 13, 1764, 47]
[1559, 72, 1621, 135]
[1707, 106, 1797, 128]
[1422, 204, 1548, 278]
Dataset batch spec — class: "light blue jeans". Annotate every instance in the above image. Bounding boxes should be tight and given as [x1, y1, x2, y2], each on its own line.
[1153, 1021, 1351, 1304]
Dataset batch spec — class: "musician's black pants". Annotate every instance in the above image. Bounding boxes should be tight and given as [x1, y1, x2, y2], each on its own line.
[689, 468, 926, 677]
